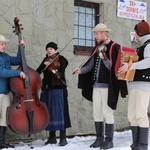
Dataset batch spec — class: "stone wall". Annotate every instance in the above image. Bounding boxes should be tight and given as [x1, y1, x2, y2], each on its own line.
[0, 0, 150, 142]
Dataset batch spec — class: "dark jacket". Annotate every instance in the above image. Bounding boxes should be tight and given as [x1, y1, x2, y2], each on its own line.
[36, 54, 68, 90]
[78, 41, 128, 110]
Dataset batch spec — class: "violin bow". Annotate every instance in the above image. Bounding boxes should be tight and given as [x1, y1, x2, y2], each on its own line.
[46, 38, 74, 66]
[41, 38, 73, 73]
[72, 43, 106, 74]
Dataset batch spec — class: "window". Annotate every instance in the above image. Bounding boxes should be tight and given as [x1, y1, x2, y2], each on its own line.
[74, 0, 100, 56]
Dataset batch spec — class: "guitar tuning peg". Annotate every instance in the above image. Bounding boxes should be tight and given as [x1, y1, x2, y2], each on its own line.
[20, 24, 22, 26]
[13, 30, 16, 33]
[12, 26, 15, 28]
[21, 28, 24, 30]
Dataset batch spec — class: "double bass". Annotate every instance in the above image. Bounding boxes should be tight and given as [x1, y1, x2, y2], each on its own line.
[7, 17, 49, 134]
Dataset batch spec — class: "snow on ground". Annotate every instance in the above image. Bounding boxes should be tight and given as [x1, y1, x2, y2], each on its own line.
[2, 129, 150, 150]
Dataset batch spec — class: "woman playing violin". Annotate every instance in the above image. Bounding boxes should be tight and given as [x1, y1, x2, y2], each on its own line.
[36, 42, 71, 146]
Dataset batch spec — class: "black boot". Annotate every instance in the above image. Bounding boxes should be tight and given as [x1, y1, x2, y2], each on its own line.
[90, 122, 104, 148]
[100, 124, 114, 149]
[45, 131, 57, 145]
[136, 127, 149, 150]
[130, 126, 139, 150]
[0, 126, 14, 149]
[59, 130, 68, 146]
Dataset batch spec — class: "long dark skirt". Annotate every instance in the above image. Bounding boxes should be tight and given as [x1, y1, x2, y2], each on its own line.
[63, 88, 71, 129]
[41, 89, 64, 130]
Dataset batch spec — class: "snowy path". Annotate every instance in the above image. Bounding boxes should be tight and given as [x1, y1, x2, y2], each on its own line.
[3, 130, 150, 150]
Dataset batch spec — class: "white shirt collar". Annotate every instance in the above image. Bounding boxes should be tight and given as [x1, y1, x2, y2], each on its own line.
[139, 34, 150, 45]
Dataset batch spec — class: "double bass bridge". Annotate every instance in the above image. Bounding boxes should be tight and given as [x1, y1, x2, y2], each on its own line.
[24, 99, 34, 102]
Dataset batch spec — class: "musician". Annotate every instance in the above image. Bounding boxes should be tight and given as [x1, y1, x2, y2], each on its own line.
[36, 42, 71, 146]
[73, 23, 128, 149]
[0, 34, 25, 149]
[118, 20, 150, 150]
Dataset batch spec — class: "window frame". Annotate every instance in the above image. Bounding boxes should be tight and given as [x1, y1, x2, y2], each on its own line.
[74, 0, 100, 56]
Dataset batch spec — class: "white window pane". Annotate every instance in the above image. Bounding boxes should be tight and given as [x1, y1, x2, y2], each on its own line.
[86, 28, 92, 39]
[74, 12, 78, 25]
[79, 39, 85, 46]
[92, 9, 95, 14]
[86, 14, 93, 26]
[74, 39, 78, 45]
[74, 25, 78, 38]
[79, 13, 85, 26]
[79, 6, 85, 13]
[74, 6, 78, 11]
[92, 18, 95, 27]
[93, 41, 95, 46]
[86, 8, 93, 14]
[86, 40, 92, 47]
[79, 26, 85, 38]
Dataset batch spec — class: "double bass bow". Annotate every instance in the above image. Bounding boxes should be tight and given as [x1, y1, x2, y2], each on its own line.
[7, 17, 49, 134]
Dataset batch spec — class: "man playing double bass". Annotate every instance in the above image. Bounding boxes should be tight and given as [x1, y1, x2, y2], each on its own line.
[0, 34, 25, 149]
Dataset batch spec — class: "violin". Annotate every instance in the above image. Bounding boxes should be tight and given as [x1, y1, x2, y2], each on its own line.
[45, 54, 60, 73]
[40, 38, 73, 74]
[45, 54, 66, 85]
[98, 44, 107, 54]
[98, 44, 107, 60]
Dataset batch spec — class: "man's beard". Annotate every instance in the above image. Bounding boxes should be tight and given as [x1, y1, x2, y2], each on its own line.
[97, 41, 104, 45]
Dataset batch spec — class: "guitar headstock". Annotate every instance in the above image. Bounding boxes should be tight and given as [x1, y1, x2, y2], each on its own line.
[13, 17, 23, 40]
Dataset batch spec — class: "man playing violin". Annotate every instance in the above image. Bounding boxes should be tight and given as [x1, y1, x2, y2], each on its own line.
[36, 42, 71, 147]
[0, 34, 25, 149]
[73, 23, 128, 149]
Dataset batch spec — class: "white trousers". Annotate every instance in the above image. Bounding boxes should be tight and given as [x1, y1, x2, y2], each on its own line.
[93, 88, 114, 124]
[0, 94, 10, 126]
[128, 89, 150, 127]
